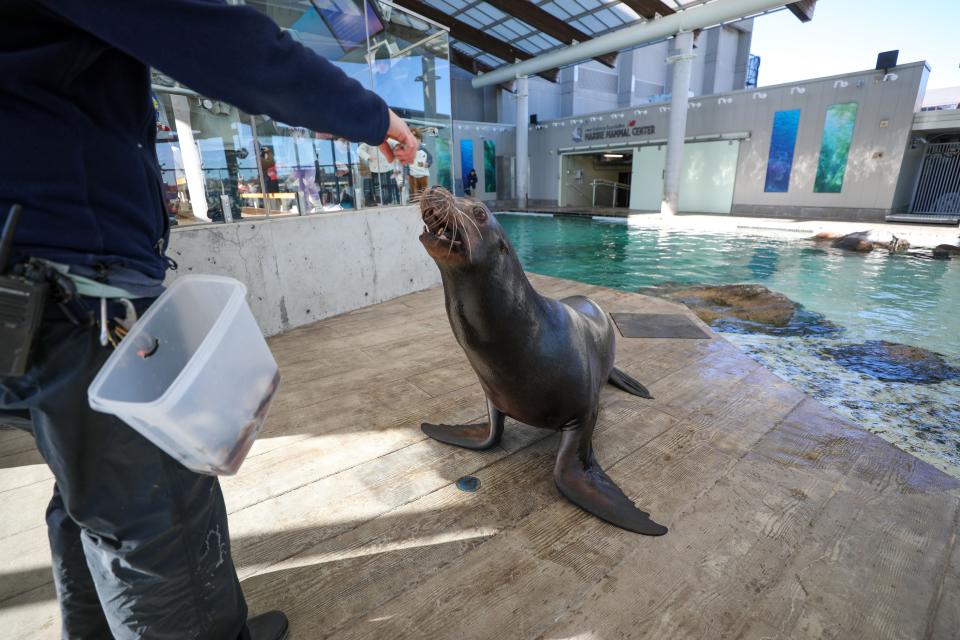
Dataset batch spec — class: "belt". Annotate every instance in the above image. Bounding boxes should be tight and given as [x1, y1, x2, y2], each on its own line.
[44, 295, 155, 326]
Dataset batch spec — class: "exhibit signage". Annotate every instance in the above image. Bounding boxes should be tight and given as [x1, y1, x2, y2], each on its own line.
[573, 121, 655, 142]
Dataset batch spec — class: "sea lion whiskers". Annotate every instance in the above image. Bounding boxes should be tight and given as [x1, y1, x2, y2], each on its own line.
[450, 204, 475, 260]
[452, 202, 483, 255]
[445, 206, 465, 258]
[437, 206, 452, 246]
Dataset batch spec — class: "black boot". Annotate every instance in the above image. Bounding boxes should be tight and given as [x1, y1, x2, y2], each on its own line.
[239, 611, 289, 640]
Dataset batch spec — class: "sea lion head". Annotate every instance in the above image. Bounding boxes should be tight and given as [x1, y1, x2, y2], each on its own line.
[419, 186, 507, 270]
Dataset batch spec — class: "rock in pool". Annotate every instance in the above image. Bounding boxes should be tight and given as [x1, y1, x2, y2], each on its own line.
[821, 340, 960, 384]
[641, 283, 841, 337]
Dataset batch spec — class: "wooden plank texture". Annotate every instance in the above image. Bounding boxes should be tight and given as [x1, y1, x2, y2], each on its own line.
[1, 275, 957, 639]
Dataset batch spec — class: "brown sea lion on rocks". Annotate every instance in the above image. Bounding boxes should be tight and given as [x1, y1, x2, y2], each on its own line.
[933, 244, 960, 259]
[829, 231, 909, 253]
[416, 186, 666, 536]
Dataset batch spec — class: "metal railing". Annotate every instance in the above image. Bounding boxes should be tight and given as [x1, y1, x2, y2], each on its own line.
[906, 142, 960, 223]
[591, 179, 631, 207]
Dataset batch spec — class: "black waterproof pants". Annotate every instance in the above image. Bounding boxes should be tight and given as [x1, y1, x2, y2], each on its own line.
[0, 310, 248, 639]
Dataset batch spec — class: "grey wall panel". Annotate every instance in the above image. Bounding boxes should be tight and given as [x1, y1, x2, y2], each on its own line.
[451, 121, 517, 202]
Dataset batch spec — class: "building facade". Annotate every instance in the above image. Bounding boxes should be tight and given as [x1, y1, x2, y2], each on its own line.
[453, 62, 933, 222]
[452, 22, 755, 124]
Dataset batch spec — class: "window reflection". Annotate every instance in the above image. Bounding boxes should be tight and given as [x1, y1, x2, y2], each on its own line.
[153, 0, 453, 225]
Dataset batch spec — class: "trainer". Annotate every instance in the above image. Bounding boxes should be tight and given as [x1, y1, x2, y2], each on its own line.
[0, 1, 417, 639]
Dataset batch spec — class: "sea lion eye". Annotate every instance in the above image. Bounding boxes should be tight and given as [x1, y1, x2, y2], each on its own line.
[474, 206, 487, 222]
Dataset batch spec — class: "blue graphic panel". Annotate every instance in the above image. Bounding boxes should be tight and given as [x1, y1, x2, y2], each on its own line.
[460, 139, 474, 194]
[814, 102, 859, 193]
[764, 109, 801, 193]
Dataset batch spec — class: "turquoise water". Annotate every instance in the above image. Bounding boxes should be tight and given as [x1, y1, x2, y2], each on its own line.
[498, 214, 960, 476]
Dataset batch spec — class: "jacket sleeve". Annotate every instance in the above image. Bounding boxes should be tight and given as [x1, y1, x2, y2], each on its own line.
[38, 0, 390, 145]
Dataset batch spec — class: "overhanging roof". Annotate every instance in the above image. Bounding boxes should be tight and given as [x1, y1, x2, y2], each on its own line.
[397, 0, 815, 83]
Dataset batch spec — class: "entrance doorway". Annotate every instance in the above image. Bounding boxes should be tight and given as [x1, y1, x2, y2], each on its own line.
[628, 140, 741, 214]
[560, 150, 633, 209]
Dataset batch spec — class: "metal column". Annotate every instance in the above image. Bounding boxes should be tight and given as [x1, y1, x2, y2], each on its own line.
[661, 31, 695, 216]
[516, 76, 529, 209]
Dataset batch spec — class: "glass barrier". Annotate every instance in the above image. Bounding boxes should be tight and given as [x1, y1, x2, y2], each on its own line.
[153, 0, 453, 226]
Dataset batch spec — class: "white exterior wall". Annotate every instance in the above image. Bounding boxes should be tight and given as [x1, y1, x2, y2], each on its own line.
[166, 206, 439, 336]
[526, 62, 929, 220]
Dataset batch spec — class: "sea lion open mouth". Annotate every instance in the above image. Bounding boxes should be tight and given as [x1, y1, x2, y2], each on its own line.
[418, 187, 483, 260]
[420, 205, 464, 251]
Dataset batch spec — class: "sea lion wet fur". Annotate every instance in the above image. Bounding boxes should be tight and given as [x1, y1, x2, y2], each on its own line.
[416, 186, 666, 536]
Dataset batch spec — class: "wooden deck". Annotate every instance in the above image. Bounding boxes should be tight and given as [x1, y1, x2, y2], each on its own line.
[2, 275, 959, 639]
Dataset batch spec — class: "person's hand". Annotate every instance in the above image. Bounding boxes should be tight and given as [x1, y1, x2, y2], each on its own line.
[381, 109, 417, 165]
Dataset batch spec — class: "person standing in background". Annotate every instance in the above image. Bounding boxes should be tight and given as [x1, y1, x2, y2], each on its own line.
[408, 129, 432, 201]
[0, 2, 416, 639]
[392, 159, 406, 205]
[466, 168, 479, 196]
[358, 142, 396, 205]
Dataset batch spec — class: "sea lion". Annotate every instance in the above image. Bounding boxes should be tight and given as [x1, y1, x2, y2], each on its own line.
[829, 230, 910, 254]
[933, 244, 960, 260]
[417, 186, 667, 536]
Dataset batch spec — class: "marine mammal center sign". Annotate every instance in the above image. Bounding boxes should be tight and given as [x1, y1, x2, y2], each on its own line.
[572, 120, 656, 143]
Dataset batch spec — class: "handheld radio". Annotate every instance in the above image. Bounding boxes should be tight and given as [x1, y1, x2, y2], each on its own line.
[0, 205, 48, 377]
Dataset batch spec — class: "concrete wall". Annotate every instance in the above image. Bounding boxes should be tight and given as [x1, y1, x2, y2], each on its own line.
[526, 63, 929, 220]
[451, 66, 500, 123]
[166, 206, 439, 336]
[618, 43, 670, 107]
[701, 25, 741, 95]
[498, 76, 564, 126]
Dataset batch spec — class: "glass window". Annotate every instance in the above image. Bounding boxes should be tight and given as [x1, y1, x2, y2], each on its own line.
[153, 0, 454, 225]
[366, 0, 454, 203]
[154, 87, 260, 225]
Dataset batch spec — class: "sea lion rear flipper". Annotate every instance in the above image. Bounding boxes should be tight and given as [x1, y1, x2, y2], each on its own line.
[421, 397, 504, 451]
[554, 426, 667, 536]
[608, 367, 653, 399]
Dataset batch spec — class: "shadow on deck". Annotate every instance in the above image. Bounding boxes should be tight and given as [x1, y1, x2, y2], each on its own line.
[2, 275, 958, 639]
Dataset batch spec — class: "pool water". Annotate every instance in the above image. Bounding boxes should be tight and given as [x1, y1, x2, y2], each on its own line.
[498, 213, 960, 477]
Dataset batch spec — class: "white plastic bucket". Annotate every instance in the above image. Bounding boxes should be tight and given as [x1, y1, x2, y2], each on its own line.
[88, 275, 280, 475]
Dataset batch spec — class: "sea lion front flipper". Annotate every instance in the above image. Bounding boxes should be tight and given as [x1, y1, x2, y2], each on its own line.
[421, 397, 504, 451]
[554, 422, 667, 536]
[608, 367, 653, 399]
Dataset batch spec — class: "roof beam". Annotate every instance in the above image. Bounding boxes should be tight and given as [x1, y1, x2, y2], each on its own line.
[482, 0, 618, 68]
[391, 0, 559, 83]
[449, 48, 495, 76]
[786, 0, 816, 22]
[618, 0, 675, 20]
